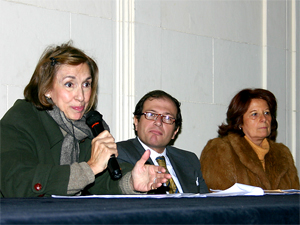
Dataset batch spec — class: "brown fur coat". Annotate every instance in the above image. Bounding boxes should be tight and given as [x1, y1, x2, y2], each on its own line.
[200, 133, 299, 191]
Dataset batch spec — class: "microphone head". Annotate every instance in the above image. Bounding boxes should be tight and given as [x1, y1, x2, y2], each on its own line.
[86, 110, 103, 128]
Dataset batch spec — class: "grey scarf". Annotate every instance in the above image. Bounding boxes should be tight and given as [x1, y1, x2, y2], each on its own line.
[47, 106, 93, 165]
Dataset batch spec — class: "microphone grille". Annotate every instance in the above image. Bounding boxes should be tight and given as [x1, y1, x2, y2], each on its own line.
[86, 110, 103, 127]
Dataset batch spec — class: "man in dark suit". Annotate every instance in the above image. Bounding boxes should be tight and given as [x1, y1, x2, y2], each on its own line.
[117, 90, 208, 194]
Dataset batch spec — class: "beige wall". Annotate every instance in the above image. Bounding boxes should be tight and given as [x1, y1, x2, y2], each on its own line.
[0, 0, 299, 171]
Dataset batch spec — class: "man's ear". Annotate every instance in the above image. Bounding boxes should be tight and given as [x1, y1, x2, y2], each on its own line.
[171, 126, 180, 139]
[133, 116, 139, 131]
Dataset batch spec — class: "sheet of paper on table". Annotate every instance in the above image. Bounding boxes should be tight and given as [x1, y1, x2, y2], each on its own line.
[52, 183, 300, 199]
[52, 183, 276, 198]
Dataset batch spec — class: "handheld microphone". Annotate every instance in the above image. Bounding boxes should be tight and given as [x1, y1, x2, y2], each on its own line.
[86, 110, 122, 180]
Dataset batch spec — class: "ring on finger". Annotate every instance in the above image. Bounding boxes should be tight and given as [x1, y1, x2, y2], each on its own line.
[153, 177, 157, 184]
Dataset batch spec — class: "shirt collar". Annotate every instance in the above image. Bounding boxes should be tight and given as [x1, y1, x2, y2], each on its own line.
[137, 137, 167, 163]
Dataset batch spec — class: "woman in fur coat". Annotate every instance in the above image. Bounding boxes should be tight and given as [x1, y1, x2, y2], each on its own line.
[200, 88, 299, 191]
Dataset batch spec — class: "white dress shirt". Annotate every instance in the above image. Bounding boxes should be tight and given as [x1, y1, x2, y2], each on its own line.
[137, 137, 183, 193]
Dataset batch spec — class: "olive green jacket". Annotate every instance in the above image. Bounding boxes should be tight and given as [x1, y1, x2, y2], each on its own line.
[0, 100, 133, 197]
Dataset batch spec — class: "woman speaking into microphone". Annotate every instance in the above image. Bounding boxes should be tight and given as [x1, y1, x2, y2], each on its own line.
[0, 42, 171, 198]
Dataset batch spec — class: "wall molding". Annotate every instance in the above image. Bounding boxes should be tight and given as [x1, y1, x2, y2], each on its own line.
[115, 0, 135, 142]
[262, 0, 267, 89]
[290, 0, 297, 158]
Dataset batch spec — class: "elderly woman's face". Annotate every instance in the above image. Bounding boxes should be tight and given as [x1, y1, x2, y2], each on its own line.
[46, 63, 92, 120]
[241, 98, 272, 146]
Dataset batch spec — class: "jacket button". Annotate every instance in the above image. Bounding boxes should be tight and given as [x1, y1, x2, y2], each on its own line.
[34, 183, 42, 191]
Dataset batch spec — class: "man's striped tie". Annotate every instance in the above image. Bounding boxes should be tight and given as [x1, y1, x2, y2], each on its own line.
[156, 156, 178, 194]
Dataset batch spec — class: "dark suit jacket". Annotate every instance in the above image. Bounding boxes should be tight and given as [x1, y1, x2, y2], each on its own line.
[117, 138, 208, 194]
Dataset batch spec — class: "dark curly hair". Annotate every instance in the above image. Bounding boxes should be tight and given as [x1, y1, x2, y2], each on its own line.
[218, 88, 278, 141]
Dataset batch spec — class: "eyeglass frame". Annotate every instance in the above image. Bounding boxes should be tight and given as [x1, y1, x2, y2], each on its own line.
[139, 112, 176, 125]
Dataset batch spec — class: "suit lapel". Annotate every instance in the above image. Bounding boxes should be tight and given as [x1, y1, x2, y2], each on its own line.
[166, 147, 197, 193]
[38, 110, 64, 165]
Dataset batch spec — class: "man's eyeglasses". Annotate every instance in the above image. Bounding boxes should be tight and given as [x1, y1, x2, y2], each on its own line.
[140, 112, 176, 125]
